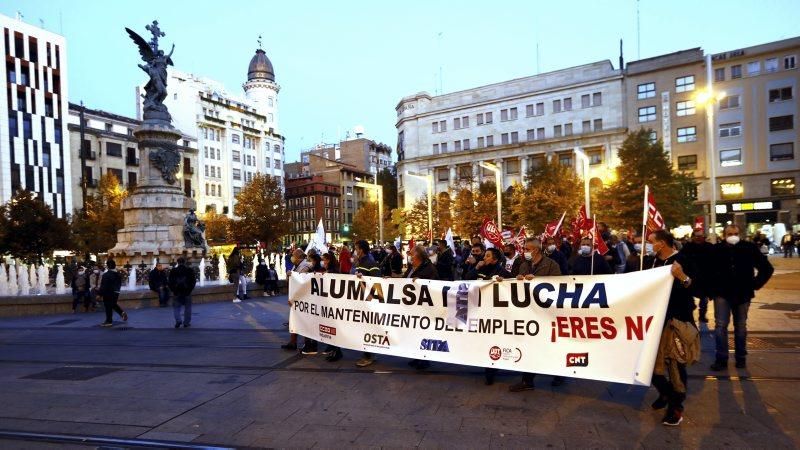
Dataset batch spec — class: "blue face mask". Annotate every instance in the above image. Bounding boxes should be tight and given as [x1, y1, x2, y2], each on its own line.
[579, 245, 592, 256]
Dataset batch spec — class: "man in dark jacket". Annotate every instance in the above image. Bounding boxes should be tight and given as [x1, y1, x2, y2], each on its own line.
[405, 245, 439, 370]
[380, 244, 403, 277]
[680, 230, 714, 323]
[255, 258, 269, 296]
[709, 225, 774, 371]
[435, 239, 455, 281]
[543, 236, 569, 276]
[99, 259, 127, 327]
[168, 257, 197, 328]
[149, 262, 170, 307]
[460, 243, 485, 280]
[352, 240, 382, 368]
[568, 237, 613, 275]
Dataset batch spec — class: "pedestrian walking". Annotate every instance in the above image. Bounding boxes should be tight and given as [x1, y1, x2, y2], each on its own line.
[680, 230, 714, 323]
[88, 265, 103, 310]
[709, 225, 774, 371]
[168, 257, 196, 328]
[71, 266, 90, 313]
[148, 262, 170, 307]
[266, 264, 279, 295]
[782, 233, 794, 258]
[228, 247, 247, 303]
[98, 259, 127, 327]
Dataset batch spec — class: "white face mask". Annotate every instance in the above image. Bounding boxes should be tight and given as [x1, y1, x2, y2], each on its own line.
[429, 254, 438, 264]
[579, 245, 592, 256]
[645, 243, 654, 255]
[546, 245, 557, 253]
[726, 235, 740, 245]
[634, 243, 642, 252]
[523, 252, 533, 261]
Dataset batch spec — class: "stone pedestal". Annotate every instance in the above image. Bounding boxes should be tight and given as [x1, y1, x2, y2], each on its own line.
[108, 123, 207, 266]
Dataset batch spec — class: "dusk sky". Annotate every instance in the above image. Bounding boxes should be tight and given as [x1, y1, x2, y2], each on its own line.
[2, 0, 798, 163]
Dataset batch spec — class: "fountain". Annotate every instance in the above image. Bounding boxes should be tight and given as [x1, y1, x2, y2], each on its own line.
[55, 264, 66, 294]
[218, 255, 228, 284]
[29, 264, 37, 295]
[127, 266, 137, 291]
[0, 264, 7, 296]
[198, 258, 206, 287]
[152, 257, 157, 269]
[18, 264, 29, 296]
[250, 255, 258, 281]
[37, 264, 48, 295]
[8, 262, 18, 296]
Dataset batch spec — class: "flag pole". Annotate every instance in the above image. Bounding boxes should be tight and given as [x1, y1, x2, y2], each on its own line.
[640, 185, 648, 271]
[591, 214, 596, 276]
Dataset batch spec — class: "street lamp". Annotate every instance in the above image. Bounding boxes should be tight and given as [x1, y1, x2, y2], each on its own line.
[479, 161, 502, 227]
[406, 170, 434, 242]
[695, 54, 727, 243]
[574, 147, 591, 217]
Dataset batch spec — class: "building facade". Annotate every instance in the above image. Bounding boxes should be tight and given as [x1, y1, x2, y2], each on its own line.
[0, 14, 71, 217]
[67, 103, 198, 211]
[144, 47, 285, 217]
[285, 175, 341, 244]
[395, 61, 627, 212]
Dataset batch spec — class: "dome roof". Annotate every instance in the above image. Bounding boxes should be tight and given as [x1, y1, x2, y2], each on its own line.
[247, 49, 275, 81]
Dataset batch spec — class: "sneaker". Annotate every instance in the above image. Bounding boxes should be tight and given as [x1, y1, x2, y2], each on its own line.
[326, 349, 343, 362]
[356, 356, 375, 367]
[280, 342, 297, 351]
[661, 410, 683, 426]
[174, 321, 182, 329]
[183, 323, 191, 328]
[232, 298, 242, 303]
[301, 345, 318, 355]
[651, 395, 669, 410]
[121, 311, 128, 322]
[321, 345, 335, 356]
[551, 376, 565, 387]
[101, 322, 113, 327]
[710, 360, 728, 371]
[509, 381, 535, 392]
[735, 359, 746, 369]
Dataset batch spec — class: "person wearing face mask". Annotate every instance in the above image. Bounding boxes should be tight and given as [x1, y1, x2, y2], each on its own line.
[680, 230, 714, 323]
[88, 265, 103, 311]
[502, 244, 519, 274]
[544, 236, 569, 276]
[647, 230, 700, 426]
[708, 225, 773, 372]
[433, 239, 455, 281]
[404, 245, 439, 370]
[351, 240, 382, 368]
[338, 245, 352, 275]
[380, 244, 403, 278]
[281, 249, 315, 353]
[461, 243, 485, 280]
[568, 237, 612, 275]
[625, 236, 655, 272]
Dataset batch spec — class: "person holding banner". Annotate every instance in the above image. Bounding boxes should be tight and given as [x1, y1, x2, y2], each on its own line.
[281, 249, 316, 354]
[405, 245, 439, 370]
[647, 230, 700, 426]
[434, 239, 455, 281]
[320, 251, 345, 362]
[461, 243, 485, 280]
[352, 240, 382, 368]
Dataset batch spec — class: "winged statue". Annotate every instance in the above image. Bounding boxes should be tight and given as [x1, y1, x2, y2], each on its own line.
[126, 21, 174, 124]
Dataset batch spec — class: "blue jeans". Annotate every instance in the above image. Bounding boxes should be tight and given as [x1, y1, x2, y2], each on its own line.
[714, 297, 750, 362]
[158, 287, 170, 306]
[173, 295, 192, 325]
[236, 275, 247, 299]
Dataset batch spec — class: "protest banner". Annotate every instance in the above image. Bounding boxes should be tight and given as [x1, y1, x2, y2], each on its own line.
[289, 267, 674, 386]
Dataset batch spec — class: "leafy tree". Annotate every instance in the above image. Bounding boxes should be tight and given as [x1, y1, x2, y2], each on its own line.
[202, 209, 231, 245]
[230, 173, 290, 250]
[451, 181, 500, 237]
[507, 158, 583, 234]
[72, 173, 127, 256]
[392, 196, 439, 241]
[351, 200, 378, 242]
[596, 128, 699, 229]
[377, 166, 398, 211]
[435, 192, 453, 237]
[0, 190, 72, 263]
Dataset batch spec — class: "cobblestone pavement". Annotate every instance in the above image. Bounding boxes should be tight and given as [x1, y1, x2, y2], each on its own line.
[0, 257, 797, 448]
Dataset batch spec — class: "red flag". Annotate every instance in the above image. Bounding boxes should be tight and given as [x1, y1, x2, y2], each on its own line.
[543, 212, 567, 239]
[589, 221, 610, 255]
[646, 191, 665, 234]
[513, 226, 527, 254]
[408, 237, 415, 252]
[693, 216, 705, 232]
[480, 217, 505, 248]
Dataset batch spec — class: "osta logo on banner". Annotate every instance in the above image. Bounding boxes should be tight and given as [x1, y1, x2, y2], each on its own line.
[489, 346, 522, 363]
[363, 331, 391, 349]
[420, 339, 450, 352]
[566, 352, 589, 367]
[319, 324, 336, 340]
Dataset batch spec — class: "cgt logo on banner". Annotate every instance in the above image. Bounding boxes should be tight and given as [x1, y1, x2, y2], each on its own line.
[288, 268, 674, 386]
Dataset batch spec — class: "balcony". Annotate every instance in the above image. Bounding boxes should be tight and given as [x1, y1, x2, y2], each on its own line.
[80, 149, 96, 160]
[125, 156, 139, 166]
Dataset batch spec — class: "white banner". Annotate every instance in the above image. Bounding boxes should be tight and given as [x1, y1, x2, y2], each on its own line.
[289, 267, 674, 386]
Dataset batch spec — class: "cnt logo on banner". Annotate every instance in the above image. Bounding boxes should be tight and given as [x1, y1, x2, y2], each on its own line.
[288, 268, 674, 386]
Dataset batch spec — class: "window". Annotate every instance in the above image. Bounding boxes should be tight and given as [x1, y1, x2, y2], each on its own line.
[485, 112, 493, 124]
[638, 82, 656, 99]
[638, 106, 656, 122]
[232, 169, 241, 180]
[441, 142, 448, 152]
[432, 122, 439, 133]
[454, 117, 460, 129]
[765, 58, 778, 73]
[477, 113, 484, 125]
[769, 87, 793, 102]
[582, 120, 591, 133]
[563, 98, 572, 111]
[477, 136, 484, 148]
[486, 135, 494, 147]
[506, 160, 520, 174]
[593, 92, 602, 106]
[720, 148, 742, 167]
[537, 127, 545, 140]
[719, 122, 741, 138]
[536, 103, 544, 116]
[462, 116, 469, 127]
[526, 104, 534, 117]
[678, 155, 698, 171]
[677, 127, 697, 143]
[747, 61, 760, 76]
[785, 56, 797, 70]
[204, 165, 209, 177]
[527, 129, 536, 141]
[454, 140, 461, 151]
[720, 182, 743, 200]
[439, 120, 446, 132]
[462, 139, 470, 150]
[588, 150, 602, 165]
[714, 68, 725, 82]
[770, 143, 794, 161]
[265, 158, 271, 168]
[769, 115, 794, 132]
[564, 123, 573, 136]
[771, 178, 795, 196]
[593, 119, 603, 131]
[558, 154, 573, 167]
[554, 125, 562, 137]
[106, 142, 122, 157]
[553, 99, 561, 113]
[719, 95, 740, 109]
[731, 65, 742, 79]
[500, 109, 508, 121]
[501, 133, 509, 145]
[581, 95, 590, 109]
[511, 131, 519, 144]
[231, 133, 240, 143]
[459, 166, 471, 179]
[232, 150, 241, 162]
[510, 107, 518, 120]
[648, 131, 658, 144]
[676, 100, 695, 116]
[432, 143, 439, 154]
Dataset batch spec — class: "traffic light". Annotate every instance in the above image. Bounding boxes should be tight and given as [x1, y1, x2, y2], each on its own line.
[342, 223, 351, 237]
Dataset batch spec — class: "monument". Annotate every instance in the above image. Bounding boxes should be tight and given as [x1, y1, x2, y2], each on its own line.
[109, 21, 207, 266]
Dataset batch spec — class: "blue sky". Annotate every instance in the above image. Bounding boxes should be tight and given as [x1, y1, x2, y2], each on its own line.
[3, 0, 799, 163]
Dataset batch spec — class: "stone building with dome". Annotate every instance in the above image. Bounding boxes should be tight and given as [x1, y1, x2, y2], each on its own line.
[141, 46, 285, 217]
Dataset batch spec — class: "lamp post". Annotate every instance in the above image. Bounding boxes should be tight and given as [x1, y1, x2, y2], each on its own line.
[479, 161, 502, 227]
[406, 171, 433, 242]
[695, 54, 726, 243]
[574, 147, 591, 217]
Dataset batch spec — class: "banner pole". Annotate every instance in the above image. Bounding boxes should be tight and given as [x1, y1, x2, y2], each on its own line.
[640, 185, 649, 271]
[591, 213, 596, 276]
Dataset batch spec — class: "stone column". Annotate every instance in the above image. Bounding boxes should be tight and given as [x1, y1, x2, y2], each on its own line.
[520, 155, 529, 186]
[449, 165, 457, 185]
[494, 159, 504, 190]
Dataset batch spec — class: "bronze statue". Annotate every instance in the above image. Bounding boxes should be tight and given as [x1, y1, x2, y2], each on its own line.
[126, 21, 174, 125]
[183, 209, 206, 248]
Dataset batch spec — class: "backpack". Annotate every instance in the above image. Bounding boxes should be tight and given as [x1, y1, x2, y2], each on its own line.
[173, 270, 191, 294]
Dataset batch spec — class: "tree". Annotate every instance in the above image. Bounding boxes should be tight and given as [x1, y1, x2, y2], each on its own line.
[377, 166, 398, 211]
[230, 173, 290, 249]
[393, 196, 439, 241]
[435, 192, 453, 237]
[202, 209, 231, 245]
[0, 190, 72, 263]
[351, 201, 378, 242]
[451, 181, 500, 238]
[507, 158, 583, 234]
[596, 128, 699, 229]
[72, 173, 127, 256]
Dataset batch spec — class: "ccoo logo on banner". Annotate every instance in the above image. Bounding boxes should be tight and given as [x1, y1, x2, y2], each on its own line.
[288, 267, 674, 386]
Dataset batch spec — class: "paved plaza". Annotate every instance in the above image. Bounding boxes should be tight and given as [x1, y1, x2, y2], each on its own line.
[0, 257, 798, 448]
